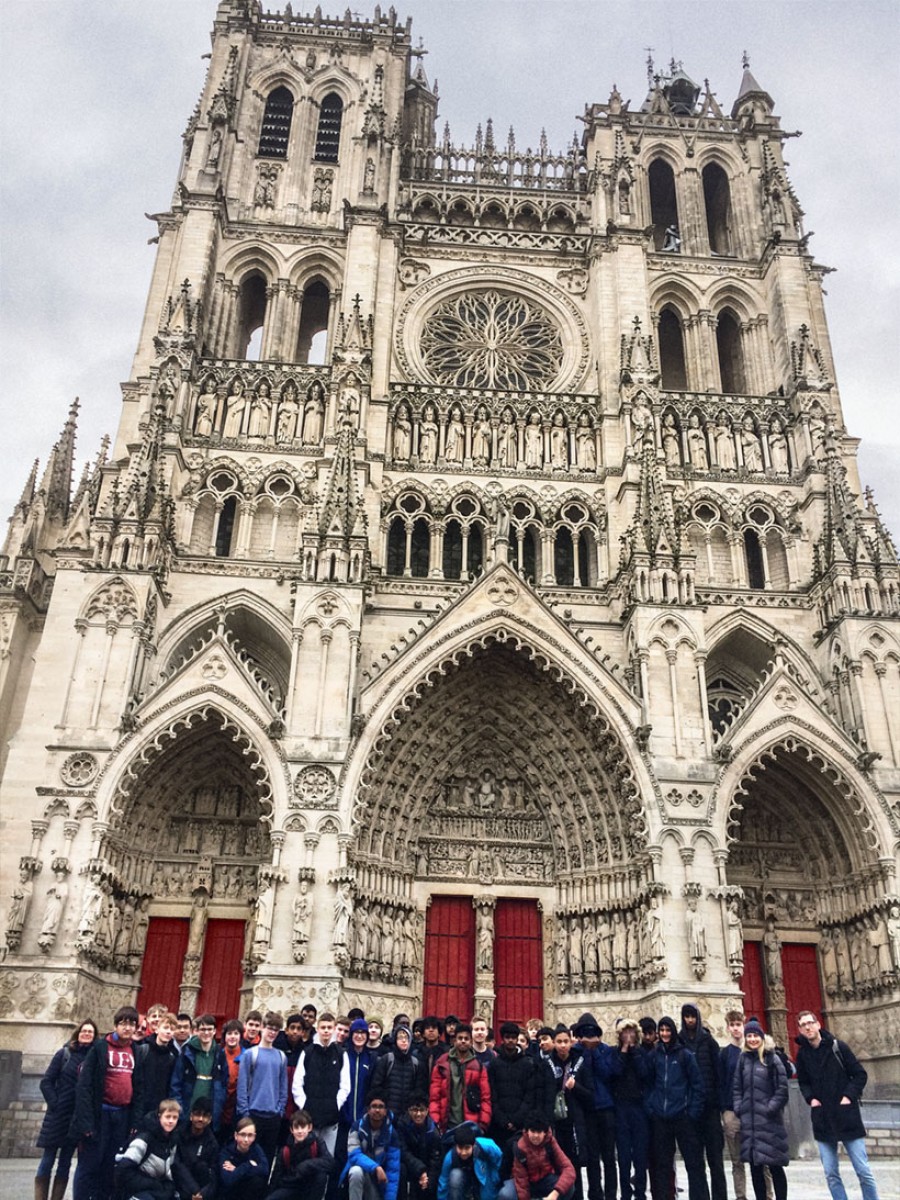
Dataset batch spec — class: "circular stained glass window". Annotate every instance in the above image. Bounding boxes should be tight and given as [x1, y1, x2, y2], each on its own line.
[419, 289, 564, 390]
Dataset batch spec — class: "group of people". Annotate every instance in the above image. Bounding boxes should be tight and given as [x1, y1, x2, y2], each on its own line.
[33, 1000, 879, 1200]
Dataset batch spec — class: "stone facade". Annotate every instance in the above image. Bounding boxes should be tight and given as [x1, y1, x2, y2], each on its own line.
[1, 0, 899, 1131]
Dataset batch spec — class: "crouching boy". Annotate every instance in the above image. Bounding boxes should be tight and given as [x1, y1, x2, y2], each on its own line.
[268, 1108, 335, 1200]
[341, 1094, 402, 1200]
[114, 1098, 180, 1200]
[437, 1123, 502, 1200]
[172, 1096, 218, 1200]
[498, 1116, 576, 1200]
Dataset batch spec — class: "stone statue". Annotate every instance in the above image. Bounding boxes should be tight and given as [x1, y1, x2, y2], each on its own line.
[472, 406, 491, 466]
[381, 910, 396, 971]
[741, 415, 763, 470]
[392, 403, 412, 462]
[363, 157, 376, 194]
[661, 411, 681, 466]
[76, 877, 105, 948]
[549, 412, 568, 468]
[768, 417, 790, 473]
[333, 883, 353, 949]
[687, 413, 708, 470]
[338, 374, 361, 425]
[222, 379, 246, 438]
[276, 384, 299, 442]
[246, 383, 270, 438]
[497, 408, 517, 468]
[612, 909, 628, 974]
[292, 882, 312, 964]
[252, 880, 274, 957]
[207, 126, 223, 168]
[575, 414, 596, 470]
[763, 917, 783, 988]
[445, 405, 465, 464]
[686, 896, 707, 974]
[194, 382, 217, 437]
[582, 915, 598, 976]
[5, 866, 33, 949]
[419, 404, 438, 465]
[130, 897, 150, 960]
[524, 412, 543, 468]
[187, 890, 209, 956]
[726, 896, 744, 969]
[569, 914, 583, 975]
[715, 416, 736, 469]
[38, 869, 69, 953]
[631, 397, 651, 443]
[303, 382, 325, 443]
[646, 896, 665, 963]
[662, 224, 681, 252]
[819, 930, 839, 995]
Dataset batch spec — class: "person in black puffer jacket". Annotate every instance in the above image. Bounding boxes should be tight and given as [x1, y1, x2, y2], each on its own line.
[172, 1096, 219, 1200]
[268, 1108, 335, 1200]
[114, 1100, 180, 1200]
[368, 1026, 426, 1122]
[35, 1019, 97, 1200]
[487, 1023, 537, 1150]
[732, 1021, 788, 1200]
[396, 1094, 443, 1200]
[680, 1004, 726, 1200]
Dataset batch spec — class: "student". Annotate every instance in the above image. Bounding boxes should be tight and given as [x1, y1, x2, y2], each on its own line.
[498, 1114, 576, 1200]
[436, 1122, 502, 1200]
[369, 1025, 426, 1121]
[395, 1093, 443, 1200]
[680, 1005, 726, 1200]
[171, 1013, 226, 1130]
[218, 1116, 269, 1198]
[546, 1026, 593, 1200]
[341, 1093, 402, 1200]
[471, 1019, 494, 1067]
[719, 1010, 752, 1200]
[573, 1013, 617, 1200]
[133, 1011, 180, 1122]
[114, 1097, 181, 1200]
[274, 1013, 307, 1127]
[172, 1095, 219, 1200]
[414, 1018, 448, 1080]
[337, 1019, 378, 1179]
[220, 1018, 245, 1141]
[71, 1005, 143, 1200]
[242, 1012, 264, 1050]
[609, 1019, 649, 1200]
[237, 1011, 288, 1166]
[429, 1025, 492, 1135]
[366, 1017, 384, 1054]
[293, 1011, 351, 1154]
[642, 1016, 709, 1200]
[268, 1108, 335, 1200]
[34, 1018, 97, 1200]
[174, 1014, 194, 1053]
[487, 1022, 537, 1149]
[732, 1021, 789, 1200]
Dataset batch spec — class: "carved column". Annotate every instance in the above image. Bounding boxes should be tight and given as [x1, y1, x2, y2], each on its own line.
[179, 885, 210, 1014]
[472, 895, 496, 1021]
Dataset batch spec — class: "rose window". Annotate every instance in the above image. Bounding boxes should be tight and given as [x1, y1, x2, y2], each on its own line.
[419, 290, 564, 389]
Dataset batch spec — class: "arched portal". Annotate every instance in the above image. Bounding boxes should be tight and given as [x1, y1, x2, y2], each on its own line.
[724, 736, 894, 1051]
[88, 707, 273, 1021]
[348, 637, 653, 1022]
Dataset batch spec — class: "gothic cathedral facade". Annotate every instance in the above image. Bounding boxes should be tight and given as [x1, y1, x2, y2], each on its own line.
[2, 0, 899, 1106]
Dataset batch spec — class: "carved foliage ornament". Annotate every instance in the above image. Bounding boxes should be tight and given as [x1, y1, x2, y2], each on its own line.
[419, 290, 564, 390]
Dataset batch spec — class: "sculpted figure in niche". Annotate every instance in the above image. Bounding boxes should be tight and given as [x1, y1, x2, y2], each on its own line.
[819, 930, 838, 995]
[130, 897, 150, 959]
[113, 902, 135, 964]
[333, 883, 353, 949]
[715, 414, 736, 469]
[687, 412, 709, 470]
[381, 910, 395, 970]
[612, 909, 628, 973]
[768, 416, 790, 473]
[646, 896, 665, 963]
[339, 373, 361, 426]
[76, 877, 105, 947]
[686, 896, 707, 964]
[6, 865, 34, 944]
[445, 405, 465, 463]
[392, 402, 412, 462]
[223, 379, 246, 438]
[276, 383, 299, 442]
[497, 408, 517, 468]
[763, 917, 783, 988]
[575, 413, 596, 470]
[38, 868, 70, 953]
[726, 897, 744, 969]
[741, 415, 763, 470]
[582, 915, 598, 976]
[477, 909, 494, 972]
[661, 411, 681, 467]
[419, 403, 438, 465]
[886, 903, 900, 972]
[631, 396, 652, 444]
[187, 891, 209, 956]
[252, 880, 275, 957]
[549, 412, 568, 468]
[569, 914, 583, 975]
[472, 406, 492, 466]
[524, 411, 543, 468]
[194, 380, 217, 437]
[477, 769, 497, 810]
[834, 925, 851, 987]
[402, 911, 416, 969]
[303, 381, 325, 443]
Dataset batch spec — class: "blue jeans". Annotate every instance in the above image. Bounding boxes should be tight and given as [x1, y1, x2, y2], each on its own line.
[817, 1138, 880, 1200]
[36, 1145, 76, 1180]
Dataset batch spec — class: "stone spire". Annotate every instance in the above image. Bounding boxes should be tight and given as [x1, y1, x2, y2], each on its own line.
[40, 398, 80, 520]
[732, 52, 775, 120]
[312, 413, 369, 584]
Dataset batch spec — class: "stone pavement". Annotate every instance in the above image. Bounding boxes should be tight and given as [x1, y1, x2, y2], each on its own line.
[1, 1156, 896, 1199]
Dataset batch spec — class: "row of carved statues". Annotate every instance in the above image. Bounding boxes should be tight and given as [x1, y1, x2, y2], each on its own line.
[192, 378, 327, 443]
[551, 898, 668, 991]
[819, 904, 900, 999]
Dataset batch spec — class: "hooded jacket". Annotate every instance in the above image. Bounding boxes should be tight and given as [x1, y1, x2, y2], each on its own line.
[508, 1129, 577, 1200]
[437, 1133, 502, 1200]
[487, 1043, 538, 1136]
[429, 1049, 492, 1133]
[342, 1042, 377, 1124]
[732, 1039, 789, 1168]
[294, 1035, 351, 1128]
[170, 1037, 227, 1130]
[396, 1112, 444, 1186]
[114, 1111, 179, 1199]
[70, 1033, 143, 1141]
[340, 1112, 403, 1200]
[795, 1027, 868, 1143]
[269, 1129, 335, 1191]
[172, 1121, 220, 1199]
[679, 1004, 721, 1110]
[37, 1040, 92, 1149]
[369, 1040, 426, 1119]
[640, 1017, 705, 1121]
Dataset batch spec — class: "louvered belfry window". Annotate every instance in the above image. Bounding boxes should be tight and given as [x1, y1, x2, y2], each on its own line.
[258, 86, 293, 158]
[315, 92, 343, 162]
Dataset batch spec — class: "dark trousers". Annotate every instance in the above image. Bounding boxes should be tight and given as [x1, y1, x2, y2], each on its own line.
[697, 1106, 727, 1200]
[751, 1165, 786, 1200]
[73, 1104, 130, 1200]
[249, 1109, 281, 1174]
[553, 1119, 584, 1200]
[650, 1115, 710, 1200]
[584, 1108, 617, 1200]
[615, 1099, 649, 1200]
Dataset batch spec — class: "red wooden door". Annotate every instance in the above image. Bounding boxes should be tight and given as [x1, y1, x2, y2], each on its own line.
[739, 940, 767, 1029]
[782, 942, 823, 1050]
[422, 896, 475, 1019]
[493, 899, 543, 1028]
[197, 919, 245, 1029]
[138, 918, 189, 1014]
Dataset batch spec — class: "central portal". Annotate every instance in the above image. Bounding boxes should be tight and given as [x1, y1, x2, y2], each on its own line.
[422, 895, 543, 1026]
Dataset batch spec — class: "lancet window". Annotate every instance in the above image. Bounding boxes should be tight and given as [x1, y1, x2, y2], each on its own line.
[703, 162, 733, 255]
[236, 273, 268, 361]
[648, 158, 679, 251]
[258, 86, 294, 158]
[716, 309, 745, 394]
[658, 308, 688, 390]
[296, 280, 330, 364]
[315, 93, 344, 162]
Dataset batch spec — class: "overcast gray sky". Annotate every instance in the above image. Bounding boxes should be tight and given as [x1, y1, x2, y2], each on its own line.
[1, 0, 897, 540]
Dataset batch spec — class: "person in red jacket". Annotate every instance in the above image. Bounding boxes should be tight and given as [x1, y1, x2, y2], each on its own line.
[429, 1025, 491, 1134]
[499, 1115, 577, 1200]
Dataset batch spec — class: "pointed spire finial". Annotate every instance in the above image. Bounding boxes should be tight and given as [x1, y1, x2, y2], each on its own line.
[742, 50, 750, 70]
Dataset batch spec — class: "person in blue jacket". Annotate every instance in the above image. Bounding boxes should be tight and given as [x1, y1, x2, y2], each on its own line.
[337, 1018, 378, 1179]
[640, 1016, 710, 1200]
[437, 1122, 502, 1200]
[341, 1092, 403, 1200]
[217, 1115, 269, 1197]
[170, 1013, 227, 1132]
[573, 1013, 619, 1200]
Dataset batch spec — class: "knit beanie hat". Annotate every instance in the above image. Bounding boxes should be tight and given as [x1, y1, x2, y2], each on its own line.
[350, 1018, 370, 1035]
[744, 1019, 765, 1038]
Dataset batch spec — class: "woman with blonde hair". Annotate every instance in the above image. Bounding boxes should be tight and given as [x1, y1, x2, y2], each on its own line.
[732, 1020, 789, 1200]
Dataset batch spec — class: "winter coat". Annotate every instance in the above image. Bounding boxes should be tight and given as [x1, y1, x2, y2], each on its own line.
[396, 1113, 444, 1187]
[429, 1051, 492, 1133]
[586, 1043, 620, 1111]
[294, 1038, 351, 1128]
[547, 1047, 593, 1161]
[679, 1005, 722, 1111]
[608, 1045, 645, 1107]
[170, 1038, 228, 1130]
[414, 1040, 450, 1080]
[369, 1045, 427, 1119]
[172, 1123, 220, 1200]
[70, 1033, 142, 1141]
[132, 1036, 180, 1124]
[732, 1046, 789, 1168]
[437, 1137, 502, 1200]
[795, 1028, 868, 1143]
[487, 1046, 537, 1138]
[217, 1138, 270, 1194]
[532, 1056, 558, 1123]
[37, 1041, 91, 1149]
[114, 1112, 179, 1200]
[508, 1130, 576, 1200]
[340, 1114, 402, 1200]
[269, 1130, 335, 1191]
[640, 1038, 705, 1122]
[342, 1044, 378, 1124]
